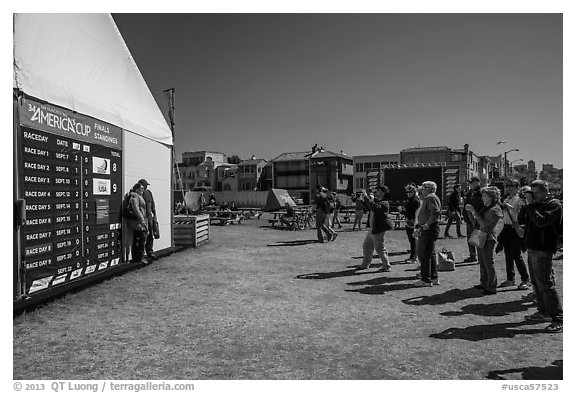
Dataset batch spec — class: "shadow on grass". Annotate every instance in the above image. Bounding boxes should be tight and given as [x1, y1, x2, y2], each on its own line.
[455, 261, 481, 267]
[267, 239, 321, 247]
[347, 276, 418, 287]
[296, 269, 374, 280]
[487, 360, 563, 380]
[345, 283, 416, 294]
[402, 287, 486, 306]
[440, 299, 533, 317]
[430, 320, 545, 341]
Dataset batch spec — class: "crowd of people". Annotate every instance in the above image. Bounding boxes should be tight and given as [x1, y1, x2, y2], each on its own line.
[312, 178, 563, 334]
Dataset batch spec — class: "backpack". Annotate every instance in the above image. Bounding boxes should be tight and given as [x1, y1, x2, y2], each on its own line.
[122, 193, 138, 220]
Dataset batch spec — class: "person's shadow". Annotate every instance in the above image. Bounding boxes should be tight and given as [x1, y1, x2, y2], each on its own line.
[296, 269, 373, 280]
[345, 283, 418, 295]
[402, 287, 486, 306]
[430, 320, 545, 341]
[268, 239, 322, 247]
[440, 299, 533, 317]
[487, 360, 563, 380]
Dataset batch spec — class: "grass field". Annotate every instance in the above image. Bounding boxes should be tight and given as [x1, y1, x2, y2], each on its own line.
[13, 215, 563, 380]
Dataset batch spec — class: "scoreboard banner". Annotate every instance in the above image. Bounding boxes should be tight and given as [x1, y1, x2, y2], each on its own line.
[18, 96, 124, 295]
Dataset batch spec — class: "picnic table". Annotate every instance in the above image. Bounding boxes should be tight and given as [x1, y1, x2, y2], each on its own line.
[268, 209, 305, 230]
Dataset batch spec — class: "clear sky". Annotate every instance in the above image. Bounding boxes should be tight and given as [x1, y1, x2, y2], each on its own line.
[112, 13, 562, 169]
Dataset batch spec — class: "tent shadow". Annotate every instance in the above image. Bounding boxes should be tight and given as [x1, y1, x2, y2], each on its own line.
[430, 320, 545, 341]
[403, 287, 486, 306]
[486, 360, 563, 380]
[440, 299, 533, 317]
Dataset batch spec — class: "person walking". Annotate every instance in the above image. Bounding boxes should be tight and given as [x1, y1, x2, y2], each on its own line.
[463, 177, 483, 262]
[518, 180, 563, 333]
[139, 179, 157, 261]
[126, 182, 149, 265]
[402, 183, 420, 263]
[314, 186, 337, 243]
[444, 184, 464, 238]
[331, 192, 343, 229]
[351, 191, 365, 231]
[465, 186, 503, 295]
[355, 186, 392, 272]
[414, 181, 442, 287]
[498, 180, 530, 290]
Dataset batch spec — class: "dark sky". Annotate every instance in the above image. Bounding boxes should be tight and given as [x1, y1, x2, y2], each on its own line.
[112, 13, 562, 169]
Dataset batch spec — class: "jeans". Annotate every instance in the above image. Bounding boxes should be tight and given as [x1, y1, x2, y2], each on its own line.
[465, 221, 477, 258]
[361, 231, 390, 269]
[316, 211, 334, 241]
[502, 225, 529, 282]
[478, 239, 497, 292]
[405, 225, 416, 259]
[444, 211, 462, 237]
[145, 217, 155, 256]
[331, 209, 342, 228]
[132, 229, 147, 262]
[527, 249, 563, 323]
[417, 225, 439, 283]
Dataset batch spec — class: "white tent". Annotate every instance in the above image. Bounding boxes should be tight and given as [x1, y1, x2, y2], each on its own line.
[14, 13, 174, 259]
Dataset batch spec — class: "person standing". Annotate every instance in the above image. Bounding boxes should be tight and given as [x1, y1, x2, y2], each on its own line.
[356, 186, 392, 272]
[139, 179, 157, 261]
[498, 180, 530, 290]
[351, 191, 365, 231]
[197, 192, 206, 212]
[402, 183, 420, 263]
[518, 180, 563, 333]
[414, 181, 441, 287]
[465, 186, 503, 295]
[444, 184, 464, 238]
[326, 190, 335, 229]
[126, 182, 149, 264]
[314, 186, 337, 243]
[365, 189, 373, 228]
[463, 177, 483, 262]
[331, 191, 343, 229]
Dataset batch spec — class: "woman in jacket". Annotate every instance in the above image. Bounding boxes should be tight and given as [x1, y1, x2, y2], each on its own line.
[356, 185, 393, 272]
[465, 186, 503, 294]
[402, 183, 421, 263]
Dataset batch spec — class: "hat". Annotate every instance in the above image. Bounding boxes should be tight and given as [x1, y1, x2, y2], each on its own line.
[468, 177, 480, 183]
[375, 185, 389, 193]
[320, 186, 327, 192]
[506, 179, 520, 187]
[138, 178, 150, 186]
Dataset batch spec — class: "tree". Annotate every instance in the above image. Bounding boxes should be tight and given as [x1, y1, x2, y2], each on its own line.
[227, 155, 241, 164]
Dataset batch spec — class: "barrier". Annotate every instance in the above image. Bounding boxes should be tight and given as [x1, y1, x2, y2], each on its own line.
[173, 214, 210, 247]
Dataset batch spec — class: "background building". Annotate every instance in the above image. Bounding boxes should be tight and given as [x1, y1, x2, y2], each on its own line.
[174, 151, 226, 191]
[353, 153, 400, 190]
[237, 157, 269, 191]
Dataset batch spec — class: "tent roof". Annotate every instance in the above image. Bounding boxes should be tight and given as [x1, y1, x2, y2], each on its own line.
[13, 13, 173, 145]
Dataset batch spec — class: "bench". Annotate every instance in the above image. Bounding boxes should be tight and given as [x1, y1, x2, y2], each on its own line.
[210, 216, 243, 226]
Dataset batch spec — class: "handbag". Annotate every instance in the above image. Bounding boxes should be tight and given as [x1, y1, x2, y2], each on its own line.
[468, 229, 487, 248]
[153, 216, 160, 239]
[382, 216, 394, 231]
[437, 248, 456, 271]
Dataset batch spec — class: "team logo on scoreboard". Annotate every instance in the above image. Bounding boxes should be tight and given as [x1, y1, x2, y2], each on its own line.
[93, 179, 111, 195]
[85, 265, 97, 274]
[98, 261, 110, 270]
[92, 157, 110, 175]
[29, 276, 52, 293]
[70, 268, 83, 280]
[52, 274, 67, 286]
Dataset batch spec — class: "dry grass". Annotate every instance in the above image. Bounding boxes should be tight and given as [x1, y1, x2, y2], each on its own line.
[13, 215, 563, 380]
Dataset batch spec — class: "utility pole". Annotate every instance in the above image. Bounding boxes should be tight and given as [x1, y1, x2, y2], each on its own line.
[164, 88, 186, 213]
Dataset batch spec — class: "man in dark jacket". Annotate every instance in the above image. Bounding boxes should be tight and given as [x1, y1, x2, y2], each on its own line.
[463, 177, 483, 262]
[314, 186, 336, 243]
[414, 181, 442, 287]
[518, 180, 563, 333]
[402, 183, 421, 262]
[139, 179, 157, 261]
[356, 185, 392, 272]
[444, 184, 464, 238]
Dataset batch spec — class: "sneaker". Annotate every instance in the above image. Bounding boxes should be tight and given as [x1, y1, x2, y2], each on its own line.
[522, 292, 536, 301]
[518, 281, 531, 290]
[458, 234, 466, 238]
[499, 280, 516, 288]
[525, 312, 552, 322]
[544, 322, 563, 333]
[463, 256, 477, 263]
[330, 233, 338, 242]
[473, 284, 485, 290]
[404, 258, 416, 263]
[431, 278, 440, 286]
[355, 265, 369, 271]
[414, 280, 433, 287]
[379, 266, 391, 273]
